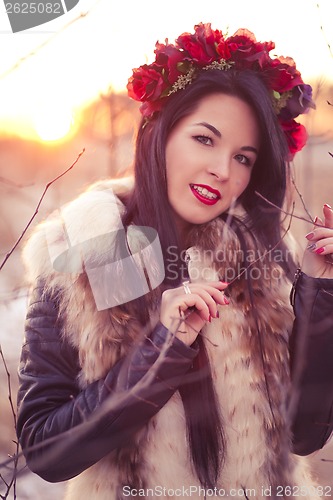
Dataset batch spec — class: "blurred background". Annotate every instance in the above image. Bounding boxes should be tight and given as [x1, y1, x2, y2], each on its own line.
[0, 0, 332, 497]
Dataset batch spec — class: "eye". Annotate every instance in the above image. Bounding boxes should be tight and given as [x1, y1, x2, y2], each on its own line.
[193, 135, 213, 146]
[235, 154, 253, 167]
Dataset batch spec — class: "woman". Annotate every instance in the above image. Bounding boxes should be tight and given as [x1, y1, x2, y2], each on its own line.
[17, 24, 333, 499]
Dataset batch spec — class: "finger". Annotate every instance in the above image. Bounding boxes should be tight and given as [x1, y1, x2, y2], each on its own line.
[182, 284, 228, 314]
[181, 290, 219, 320]
[194, 288, 228, 317]
[323, 203, 333, 229]
[313, 215, 324, 228]
[305, 228, 333, 242]
[306, 236, 333, 255]
[189, 281, 229, 292]
[179, 295, 210, 322]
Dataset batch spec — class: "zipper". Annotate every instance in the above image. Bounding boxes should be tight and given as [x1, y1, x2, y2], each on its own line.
[290, 268, 302, 307]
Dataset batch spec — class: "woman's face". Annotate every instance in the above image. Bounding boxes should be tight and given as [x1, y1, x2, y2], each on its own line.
[165, 93, 260, 234]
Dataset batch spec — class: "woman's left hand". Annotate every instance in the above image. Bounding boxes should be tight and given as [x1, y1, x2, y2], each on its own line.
[301, 203, 333, 279]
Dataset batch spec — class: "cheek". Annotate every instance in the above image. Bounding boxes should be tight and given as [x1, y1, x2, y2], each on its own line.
[234, 171, 252, 194]
[165, 148, 179, 185]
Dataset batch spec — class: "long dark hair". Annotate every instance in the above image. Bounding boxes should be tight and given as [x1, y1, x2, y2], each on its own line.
[122, 69, 294, 487]
[124, 69, 293, 278]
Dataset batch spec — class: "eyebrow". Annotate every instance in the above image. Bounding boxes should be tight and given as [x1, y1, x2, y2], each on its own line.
[240, 146, 259, 155]
[194, 121, 259, 155]
[194, 122, 221, 138]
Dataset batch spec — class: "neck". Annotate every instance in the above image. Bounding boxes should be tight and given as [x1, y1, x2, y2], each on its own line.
[173, 216, 193, 251]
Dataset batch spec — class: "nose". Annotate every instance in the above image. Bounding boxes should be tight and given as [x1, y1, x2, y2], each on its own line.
[207, 156, 230, 181]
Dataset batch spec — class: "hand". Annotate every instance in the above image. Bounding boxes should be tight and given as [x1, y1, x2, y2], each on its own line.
[301, 204, 333, 279]
[160, 281, 229, 346]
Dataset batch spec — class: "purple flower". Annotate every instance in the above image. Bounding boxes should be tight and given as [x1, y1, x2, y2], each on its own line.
[280, 84, 315, 121]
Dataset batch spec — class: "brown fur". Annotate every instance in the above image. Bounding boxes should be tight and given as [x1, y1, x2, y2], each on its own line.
[23, 181, 320, 499]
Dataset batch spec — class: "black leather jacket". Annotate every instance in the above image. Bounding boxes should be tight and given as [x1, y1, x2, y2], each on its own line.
[17, 272, 333, 483]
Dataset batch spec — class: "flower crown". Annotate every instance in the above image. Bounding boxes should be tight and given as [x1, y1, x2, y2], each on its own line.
[127, 23, 315, 158]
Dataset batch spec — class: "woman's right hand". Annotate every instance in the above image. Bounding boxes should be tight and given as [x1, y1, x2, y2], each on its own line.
[160, 281, 229, 346]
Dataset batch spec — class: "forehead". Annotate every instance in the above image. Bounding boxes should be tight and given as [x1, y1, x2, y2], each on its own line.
[178, 93, 261, 147]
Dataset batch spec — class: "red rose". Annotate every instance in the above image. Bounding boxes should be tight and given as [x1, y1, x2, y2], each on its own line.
[263, 57, 303, 92]
[140, 100, 164, 118]
[154, 42, 185, 83]
[216, 40, 231, 60]
[227, 29, 274, 69]
[176, 22, 223, 66]
[279, 119, 308, 158]
[127, 64, 167, 102]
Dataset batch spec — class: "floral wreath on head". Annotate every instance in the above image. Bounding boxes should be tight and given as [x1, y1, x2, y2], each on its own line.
[127, 22, 315, 158]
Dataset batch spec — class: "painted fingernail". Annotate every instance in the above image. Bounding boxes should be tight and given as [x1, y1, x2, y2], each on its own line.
[216, 311, 220, 318]
[220, 280, 229, 285]
[315, 247, 325, 255]
[324, 204, 332, 210]
[224, 296, 230, 305]
[208, 315, 212, 323]
[305, 232, 314, 240]
[307, 243, 316, 251]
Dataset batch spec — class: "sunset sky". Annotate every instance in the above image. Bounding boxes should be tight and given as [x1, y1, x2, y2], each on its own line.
[0, 0, 332, 141]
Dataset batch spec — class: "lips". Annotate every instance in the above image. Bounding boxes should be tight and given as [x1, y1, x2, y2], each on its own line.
[190, 184, 221, 206]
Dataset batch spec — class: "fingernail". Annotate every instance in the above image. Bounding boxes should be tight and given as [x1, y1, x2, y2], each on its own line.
[314, 216, 318, 224]
[216, 311, 220, 318]
[324, 203, 332, 210]
[307, 243, 316, 251]
[208, 315, 212, 323]
[305, 232, 314, 240]
[224, 296, 230, 305]
[220, 280, 229, 285]
[315, 247, 325, 255]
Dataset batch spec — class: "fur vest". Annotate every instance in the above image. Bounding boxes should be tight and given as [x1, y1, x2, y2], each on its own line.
[23, 179, 320, 500]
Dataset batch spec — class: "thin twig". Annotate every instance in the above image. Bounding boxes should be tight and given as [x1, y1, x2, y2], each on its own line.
[227, 202, 295, 286]
[291, 177, 314, 223]
[255, 191, 319, 226]
[0, 321, 188, 473]
[0, 286, 28, 303]
[0, 345, 19, 498]
[316, 3, 333, 59]
[0, 177, 34, 188]
[0, 148, 85, 273]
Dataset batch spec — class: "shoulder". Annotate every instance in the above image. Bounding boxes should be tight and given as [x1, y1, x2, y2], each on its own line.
[22, 177, 134, 285]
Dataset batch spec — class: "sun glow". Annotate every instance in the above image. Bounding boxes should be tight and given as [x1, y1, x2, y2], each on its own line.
[32, 103, 74, 142]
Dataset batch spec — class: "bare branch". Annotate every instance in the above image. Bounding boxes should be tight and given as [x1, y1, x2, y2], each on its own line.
[0, 345, 19, 497]
[227, 202, 295, 286]
[291, 177, 314, 222]
[316, 3, 333, 59]
[255, 191, 317, 226]
[0, 320, 191, 473]
[0, 177, 34, 188]
[0, 149, 85, 273]
[0, 289, 28, 305]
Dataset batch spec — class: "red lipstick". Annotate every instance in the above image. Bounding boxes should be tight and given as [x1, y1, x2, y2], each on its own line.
[190, 184, 221, 206]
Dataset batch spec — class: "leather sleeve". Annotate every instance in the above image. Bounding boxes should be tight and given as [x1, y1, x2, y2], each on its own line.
[16, 284, 198, 482]
[289, 271, 333, 455]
